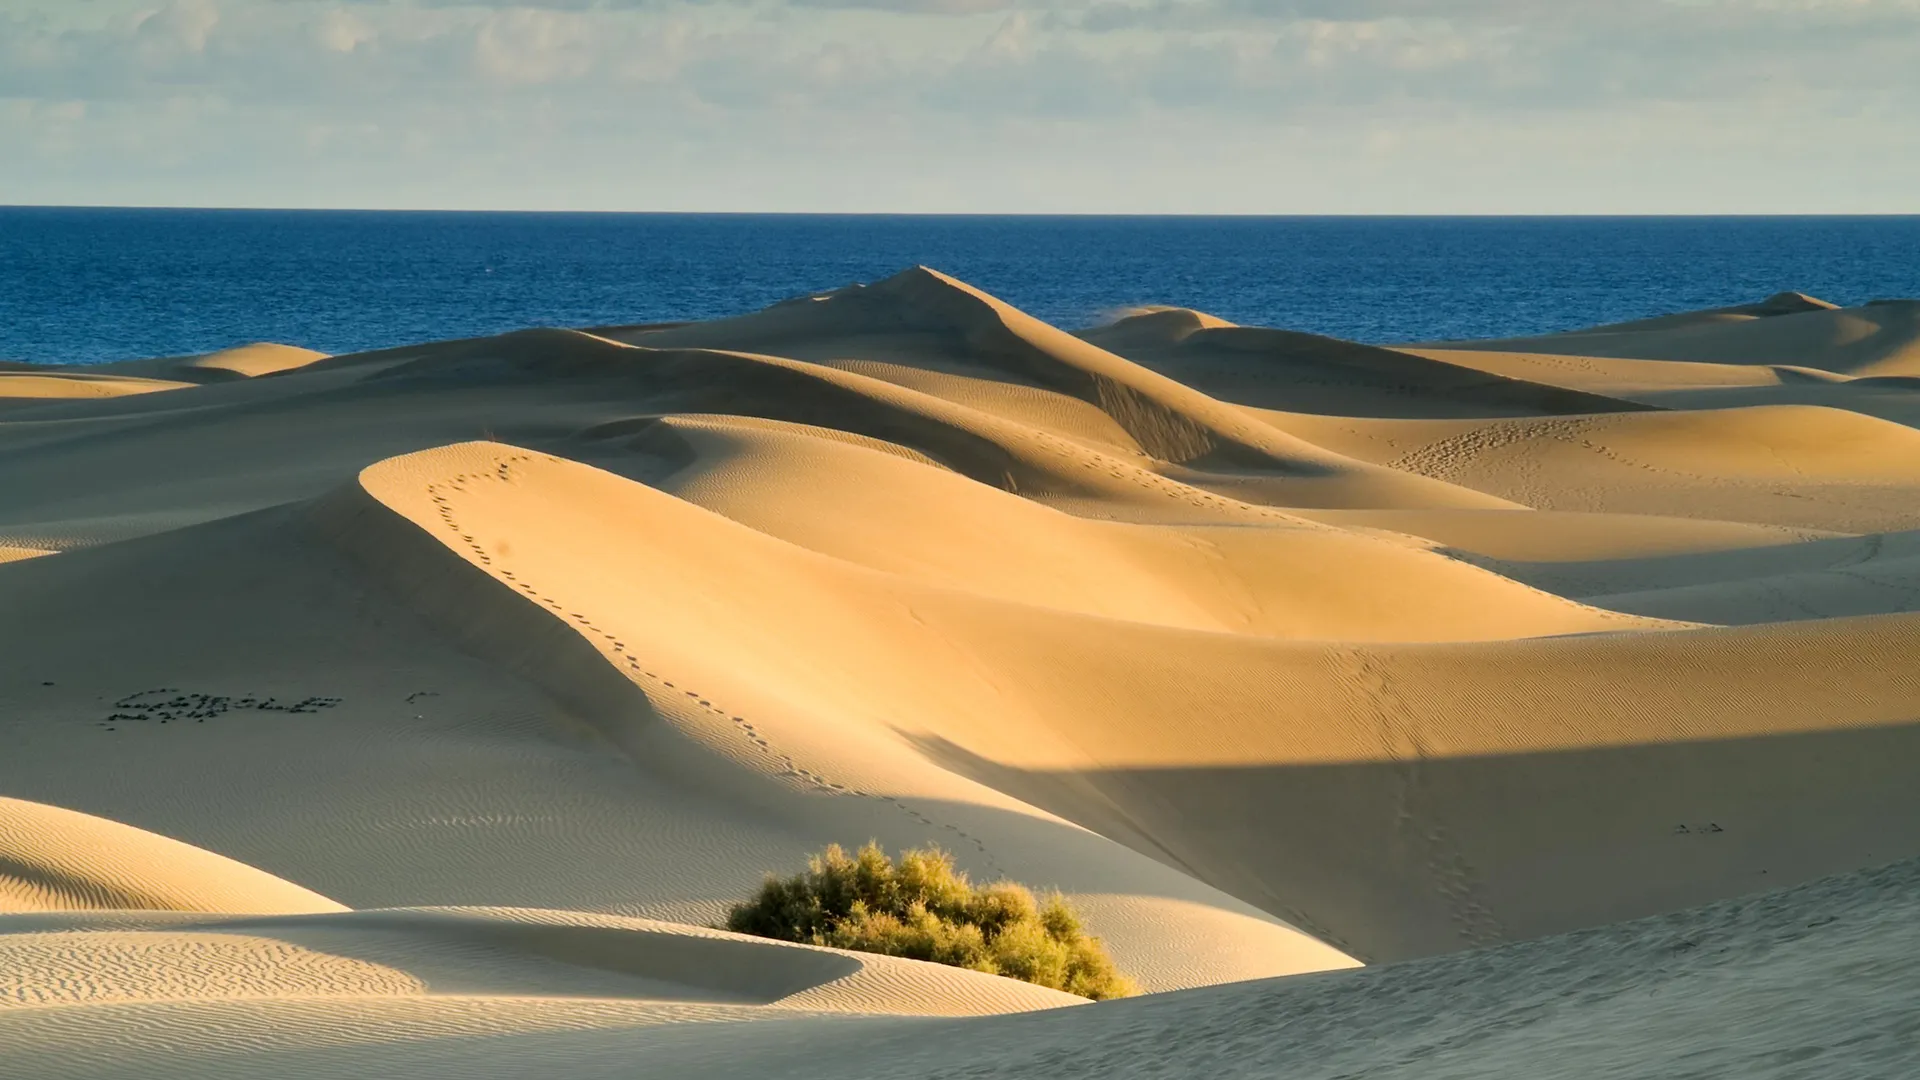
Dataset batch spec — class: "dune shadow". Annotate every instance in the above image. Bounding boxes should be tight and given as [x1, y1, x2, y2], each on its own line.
[902, 720, 1920, 964]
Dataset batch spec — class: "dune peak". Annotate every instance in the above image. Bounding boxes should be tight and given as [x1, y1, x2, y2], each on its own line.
[1753, 291, 1839, 315]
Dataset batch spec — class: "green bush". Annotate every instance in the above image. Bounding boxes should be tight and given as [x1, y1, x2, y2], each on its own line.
[724, 842, 1137, 1001]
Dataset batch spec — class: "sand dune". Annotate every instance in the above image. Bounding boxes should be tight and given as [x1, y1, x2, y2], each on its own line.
[1082, 307, 1650, 417]
[0, 371, 193, 406]
[1587, 552, 1920, 624]
[3, 272, 1917, 1076]
[605, 415, 1664, 640]
[83, 342, 331, 383]
[1428, 295, 1920, 375]
[0, 796, 344, 915]
[1259, 403, 1920, 532]
[0, 905, 1080, 1013]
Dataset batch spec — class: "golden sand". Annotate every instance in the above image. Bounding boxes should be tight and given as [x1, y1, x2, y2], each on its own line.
[3, 270, 1916, 1077]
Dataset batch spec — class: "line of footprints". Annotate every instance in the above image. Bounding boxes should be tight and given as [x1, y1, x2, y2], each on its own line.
[427, 453, 1004, 875]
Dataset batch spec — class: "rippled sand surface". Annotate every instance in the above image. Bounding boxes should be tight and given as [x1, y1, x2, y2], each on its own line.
[3, 272, 1917, 1077]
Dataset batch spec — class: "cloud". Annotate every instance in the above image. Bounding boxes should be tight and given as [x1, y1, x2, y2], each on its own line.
[315, 8, 375, 52]
[0, 0, 1915, 211]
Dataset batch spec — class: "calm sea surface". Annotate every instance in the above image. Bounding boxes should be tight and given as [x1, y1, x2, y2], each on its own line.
[4, 208, 1918, 366]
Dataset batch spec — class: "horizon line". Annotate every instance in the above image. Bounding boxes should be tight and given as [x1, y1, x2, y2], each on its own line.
[5, 204, 1919, 219]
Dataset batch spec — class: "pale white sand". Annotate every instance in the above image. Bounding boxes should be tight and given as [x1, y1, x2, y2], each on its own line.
[2, 269, 1917, 1077]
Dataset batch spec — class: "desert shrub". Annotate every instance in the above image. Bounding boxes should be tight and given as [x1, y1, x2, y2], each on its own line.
[724, 842, 1137, 1000]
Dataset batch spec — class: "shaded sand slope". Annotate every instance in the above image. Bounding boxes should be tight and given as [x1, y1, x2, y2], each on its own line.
[1523, 289, 1839, 332]
[1290, 507, 1834, 564]
[1587, 552, 1920, 624]
[1081, 307, 1649, 417]
[1392, 346, 1920, 435]
[1398, 298, 1920, 438]
[1408, 526, 1920, 625]
[1427, 295, 1920, 375]
[5, 273, 1920, 1077]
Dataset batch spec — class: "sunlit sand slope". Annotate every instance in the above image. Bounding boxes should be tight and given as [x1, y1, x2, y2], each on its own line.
[0, 371, 193, 406]
[3, 271, 1918, 1077]
[0, 797, 344, 915]
[82, 342, 331, 383]
[0, 905, 1080, 1014]
[1260, 404, 1920, 532]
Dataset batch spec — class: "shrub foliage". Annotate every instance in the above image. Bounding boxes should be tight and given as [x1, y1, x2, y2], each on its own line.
[724, 842, 1137, 1000]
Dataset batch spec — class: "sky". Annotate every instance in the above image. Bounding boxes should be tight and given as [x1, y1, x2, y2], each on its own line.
[2, 0, 1917, 213]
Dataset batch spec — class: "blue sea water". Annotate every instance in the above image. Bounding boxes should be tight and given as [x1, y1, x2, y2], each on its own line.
[3, 208, 1918, 367]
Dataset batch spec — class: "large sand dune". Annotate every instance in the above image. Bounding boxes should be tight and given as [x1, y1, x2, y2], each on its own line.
[3, 269, 1917, 1077]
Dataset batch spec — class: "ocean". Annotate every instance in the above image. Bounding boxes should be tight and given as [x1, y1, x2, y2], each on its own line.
[4, 208, 1918, 367]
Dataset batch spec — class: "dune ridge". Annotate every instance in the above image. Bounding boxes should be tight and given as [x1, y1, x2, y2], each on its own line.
[2, 270, 1917, 1077]
[1083, 307, 1653, 418]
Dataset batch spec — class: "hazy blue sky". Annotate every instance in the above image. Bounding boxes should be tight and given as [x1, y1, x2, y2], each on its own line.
[3, 1, 1916, 212]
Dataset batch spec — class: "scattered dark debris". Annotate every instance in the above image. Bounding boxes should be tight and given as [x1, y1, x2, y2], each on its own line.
[97, 688, 343, 729]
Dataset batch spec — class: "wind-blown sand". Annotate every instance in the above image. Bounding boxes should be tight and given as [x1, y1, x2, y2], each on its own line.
[3, 269, 1917, 1077]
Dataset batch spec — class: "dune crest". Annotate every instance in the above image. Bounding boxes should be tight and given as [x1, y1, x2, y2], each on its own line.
[87, 342, 330, 383]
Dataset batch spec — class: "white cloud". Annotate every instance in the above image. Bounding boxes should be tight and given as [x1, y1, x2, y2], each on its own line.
[315, 8, 375, 52]
[0, 0, 1914, 210]
[136, 0, 222, 53]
